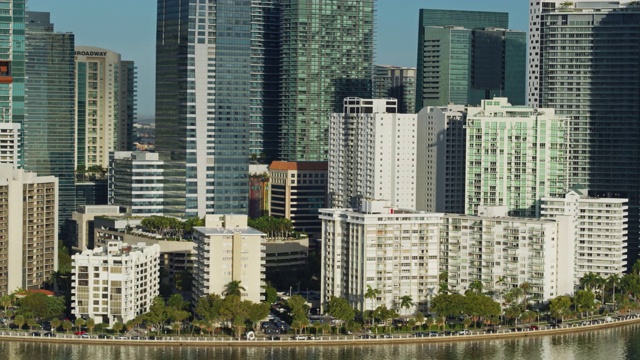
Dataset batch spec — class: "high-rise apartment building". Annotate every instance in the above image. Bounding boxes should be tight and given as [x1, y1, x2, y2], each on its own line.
[416, 9, 525, 110]
[75, 46, 136, 170]
[320, 200, 442, 313]
[542, 186, 628, 286]
[329, 98, 417, 210]
[193, 215, 265, 303]
[279, 0, 374, 161]
[25, 11, 76, 227]
[464, 98, 570, 217]
[0, 165, 58, 296]
[0, 0, 24, 131]
[373, 65, 416, 114]
[416, 105, 466, 213]
[156, 0, 251, 218]
[0, 122, 20, 165]
[529, 0, 640, 267]
[71, 241, 160, 326]
[109, 151, 164, 216]
[269, 161, 327, 240]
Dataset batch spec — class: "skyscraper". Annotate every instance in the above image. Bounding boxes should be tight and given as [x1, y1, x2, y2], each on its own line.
[0, 0, 24, 148]
[529, 0, 640, 266]
[415, 9, 525, 110]
[156, 0, 251, 218]
[24, 11, 76, 227]
[279, 0, 375, 161]
[373, 65, 416, 114]
[118, 61, 136, 152]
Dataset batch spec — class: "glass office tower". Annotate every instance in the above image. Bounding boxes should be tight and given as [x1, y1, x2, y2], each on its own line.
[279, 0, 375, 161]
[529, 0, 640, 268]
[0, 1, 24, 133]
[24, 11, 76, 226]
[156, 0, 251, 218]
[415, 9, 525, 110]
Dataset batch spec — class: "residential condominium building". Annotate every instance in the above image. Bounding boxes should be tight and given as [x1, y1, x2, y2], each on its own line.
[279, 0, 374, 161]
[528, 0, 640, 268]
[416, 105, 466, 213]
[441, 206, 568, 302]
[0, 122, 20, 165]
[71, 241, 160, 326]
[329, 98, 417, 210]
[109, 151, 164, 216]
[541, 186, 628, 286]
[0, 165, 58, 296]
[373, 65, 416, 114]
[192, 215, 265, 303]
[416, 9, 525, 110]
[269, 161, 327, 240]
[70, 204, 125, 251]
[320, 200, 443, 314]
[25, 12, 76, 227]
[75, 46, 136, 170]
[465, 98, 570, 217]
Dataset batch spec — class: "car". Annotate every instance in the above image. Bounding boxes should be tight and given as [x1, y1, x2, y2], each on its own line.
[413, 332, 428, 337]
[381, 334, 392, 339]
[307, 336, 319, 340]
[30, 332, 42, 337]
[530, 325, 539, 330]
[458, 330, 471, 335]
[74, 331, 87, 336]
[346, 330, 353, 335]
[97, 334, 113, 339]
[80, 333, 91, 338]
[43, 332, 54, 337]
[511, 327, 523, 332]
[443, 331, 454, 336]
[267, 336, 281, 340]
[547, 324, 558, 329]
[360, 334, 375, 339]
[429, 331, 439, 337]
[580, 321, 589, 326]
[117, 335, 128, 339]
[293, 335, 307, 340]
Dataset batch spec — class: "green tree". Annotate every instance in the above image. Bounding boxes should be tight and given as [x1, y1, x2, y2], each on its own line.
[62, 320, 73, 333]
[608, 274, 621, 307]
[51, 318, 61, 332]
[580, 272, 600, 292]
[247, 302, 270, 332]
[13, 314, 24, 330]
[287, 294, 309, 331]
[462, 317, 472, 329]
[327, 296, 355, 331]
[125, 320, 135, 333]
[219, 295, 249, 339]
[469, 280, 483, 295]
[621, 273, 640, 301]
[75, 317, 86, 332]
[264, 284, 278, 304]
[520, 282, 532, 310]
[16, 292, 64, 320]
[438, 272, 450, 294]
[87, 318, 96, 334]
[431, 293, 466, 318]
[574, 289, 595, 317]
[143, 296, 168, 333]
[425, 316, 435, 331]
[415, 312, 425, 330]
[195, 293, 223, 333]
[112, 321, 124, 334]
[399, 295, 414, 317]
[549, 295, 571, 323]
[224, 280, 246, 298]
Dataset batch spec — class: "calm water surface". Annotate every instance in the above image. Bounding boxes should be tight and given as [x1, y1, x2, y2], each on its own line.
[3, 324, 640, 360]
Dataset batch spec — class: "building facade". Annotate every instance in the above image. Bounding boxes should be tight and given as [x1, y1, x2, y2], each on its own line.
[279, 0, 375, 161]
[193, 215, 265, 303]
[416, 9, 525, 110]
[0, 0, 24, 138]
[0, 122, 20, 165]
[156, 0, 251, 218]
[441, 206, 567, 302]
[329, 98, 417, 210]
[464, 98, 570, 217]
[109, 151, 164, 216]
[249, 164, 270, 219]
[320, 200, 442, 313]
[70, 204, 125, 251]
[269, 161, 327, 240]
[541, 186, 628, 286]
[25, 11, 76, 227]
[416, 105, 466, 213]
[373, 65, 416, 114]
[117, 61, 136, 152]
[0, 165, 57, 296]
[528, 0, 640, 268]
[71, 241, 160, 326]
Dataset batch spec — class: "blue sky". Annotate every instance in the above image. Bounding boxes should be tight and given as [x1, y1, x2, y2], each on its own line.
[27, 0, 528, 120]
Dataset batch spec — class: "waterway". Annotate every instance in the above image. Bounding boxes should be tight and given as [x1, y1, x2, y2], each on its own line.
[3, 323, 640, 360]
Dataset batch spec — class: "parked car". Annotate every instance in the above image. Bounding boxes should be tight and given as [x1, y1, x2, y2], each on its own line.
[74, 331, 87, 336]
[429, 331, 439, 337]
[381, 334, 392, 339]
[267, 336, 281, 340]
[530, 325, 539, 330]
[413, 332, 428, 337]
[42, 332, 54, 337]
[293, 335, 307, 340]
[30, 332, 42, 337]
[458, 330, 471, 335]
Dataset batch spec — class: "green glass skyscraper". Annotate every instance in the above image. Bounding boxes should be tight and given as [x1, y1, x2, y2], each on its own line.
[24, 11, 76, 227]
[416, 9, 525, 111]
[279, 0, 374, 161]
[0, 1, 24, 130]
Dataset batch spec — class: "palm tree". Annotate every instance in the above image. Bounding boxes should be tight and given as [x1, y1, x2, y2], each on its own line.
[509, 287, 524, 306]
[364, 286, 381, 327]
[519, 282, 532, 310]
[223, 280, 246, 298]
[580, 272, 600, 292]
[495, 276, 508, 307]
[607, 274, 621, 308]
[399, 295, 414, 317]
[469, 280, 483, 295]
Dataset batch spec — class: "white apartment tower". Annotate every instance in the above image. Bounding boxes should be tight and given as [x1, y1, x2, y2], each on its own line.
[541, 186, 628, 285]
[441, 206, 570, 301]
[465, 98, 570, 217]
[193, 215, 265, 303]
[416, 105, 466, 213]
[320, 200, 442, 313]
[0, 122, 20, 166]
[71, 241, 160, 326]
[329, 98, 417, 210]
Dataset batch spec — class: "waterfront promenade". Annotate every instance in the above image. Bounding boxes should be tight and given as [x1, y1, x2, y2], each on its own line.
[2, 314, 640, 347]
